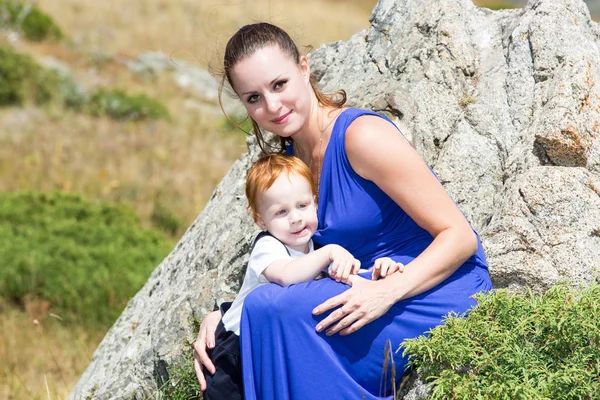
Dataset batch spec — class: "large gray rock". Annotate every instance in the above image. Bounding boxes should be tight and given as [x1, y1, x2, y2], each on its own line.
[70, 0, 600, 398]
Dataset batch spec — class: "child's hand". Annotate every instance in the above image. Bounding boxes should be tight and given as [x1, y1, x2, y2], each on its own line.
[327, 245, 361, 284]
[372, 257, 404, 280]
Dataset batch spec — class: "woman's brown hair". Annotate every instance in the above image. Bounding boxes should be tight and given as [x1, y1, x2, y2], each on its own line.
[219, 22, 347, 154]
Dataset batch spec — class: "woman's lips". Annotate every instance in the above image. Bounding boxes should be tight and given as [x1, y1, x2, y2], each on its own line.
[271, 110, 292, 124]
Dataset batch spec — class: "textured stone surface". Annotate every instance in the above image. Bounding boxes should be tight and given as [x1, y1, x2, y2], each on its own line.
[70, 0, 600, 398]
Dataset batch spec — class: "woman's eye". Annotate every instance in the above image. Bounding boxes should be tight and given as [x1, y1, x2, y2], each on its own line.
[274, 80, 287, 90]
[247, 94, 260, 104]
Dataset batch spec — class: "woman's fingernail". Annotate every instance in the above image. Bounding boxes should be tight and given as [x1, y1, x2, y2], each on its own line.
[313, 307, 319, 314]
[316, 324, 322, 331]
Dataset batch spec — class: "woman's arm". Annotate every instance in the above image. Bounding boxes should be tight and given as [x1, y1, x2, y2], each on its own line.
[313, 115, 478, 335]
[263, 244, 360, 286]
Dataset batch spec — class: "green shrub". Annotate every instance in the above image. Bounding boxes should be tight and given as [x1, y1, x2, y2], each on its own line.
[221, 113, 254, 135]
[151, 202, 183, 237]
[403, 284, 600, 399]
[0, 0, 63, 41]
[0, 191, 172, 329]
[159, 351, 202, 400]
[472, 0, 521, 10]
[85, 89, 169, 121]
[0, 46, 61, 106]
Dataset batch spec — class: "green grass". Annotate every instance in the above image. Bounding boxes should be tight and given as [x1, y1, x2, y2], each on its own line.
[472, 0, 521, 10]
[81, 89, 170, 121]
[0, 46, 61, 106]
[403, 284, 600, 399]
[0, 47, 170, 121]
[0, 0, 63, 41]
[0, 191, 173, 329]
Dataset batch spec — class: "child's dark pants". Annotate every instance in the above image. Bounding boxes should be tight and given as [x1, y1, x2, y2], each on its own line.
[203, 302, 243, 400]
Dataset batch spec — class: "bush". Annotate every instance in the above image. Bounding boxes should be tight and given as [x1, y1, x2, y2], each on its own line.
[0, 191, 173, 329]
[472, 0, 521, 10]
[151, 202, 183, 237]
[158, 352, 203, 400]
[403, 284, 600, 399]
[85, 89, 170, 121]
[0, 0, 63, 41]
[0, 46, 61, 106]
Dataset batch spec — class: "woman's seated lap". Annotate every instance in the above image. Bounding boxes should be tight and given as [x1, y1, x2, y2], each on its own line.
[194, 22, 492, 400]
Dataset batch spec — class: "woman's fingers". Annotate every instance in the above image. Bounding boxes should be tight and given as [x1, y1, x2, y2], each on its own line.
[193, 349, 208, 391]
[315, 304, 350, 333]
[194, 331, 216, 375]
[313, 292, 346, 315]
[326, 308, 361, 336]
[318, 276, 394, 335]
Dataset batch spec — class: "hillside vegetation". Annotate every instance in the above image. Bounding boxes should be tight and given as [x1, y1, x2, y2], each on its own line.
[0, 0, 378, 398]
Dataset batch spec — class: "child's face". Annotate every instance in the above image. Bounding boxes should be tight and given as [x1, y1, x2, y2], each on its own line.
[256, 171, 317, 253]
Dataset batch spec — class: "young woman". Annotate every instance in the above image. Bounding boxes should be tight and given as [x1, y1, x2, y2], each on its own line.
[194, 22, 492, 399]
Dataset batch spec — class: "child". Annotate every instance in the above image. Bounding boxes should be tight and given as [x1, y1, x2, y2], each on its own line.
[203, 154, 403, 400]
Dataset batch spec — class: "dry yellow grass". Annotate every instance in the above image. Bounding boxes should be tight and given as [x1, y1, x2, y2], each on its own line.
[2, 1, 376, 399]
[37, 0, 377, 63]
[1, 0, 377, 234]
[0, 300, 103, 400]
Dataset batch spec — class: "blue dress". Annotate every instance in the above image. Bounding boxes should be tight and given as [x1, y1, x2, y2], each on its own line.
[240, 108, 492, 399]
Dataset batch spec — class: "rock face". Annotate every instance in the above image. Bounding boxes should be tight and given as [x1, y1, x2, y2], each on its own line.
[70, 0, 600, 398]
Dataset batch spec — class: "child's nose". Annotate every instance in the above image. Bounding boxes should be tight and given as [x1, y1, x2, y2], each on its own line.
[289, 210, 302, 223]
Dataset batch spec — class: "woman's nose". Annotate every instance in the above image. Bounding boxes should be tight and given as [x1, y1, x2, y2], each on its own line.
[265, 93, 282, 113]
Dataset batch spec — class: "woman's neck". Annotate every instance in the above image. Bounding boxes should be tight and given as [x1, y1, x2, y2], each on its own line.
[293, 100, 340, 165]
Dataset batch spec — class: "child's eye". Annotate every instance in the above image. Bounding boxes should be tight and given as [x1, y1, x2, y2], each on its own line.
[275, 209, 287, 216]
[247, 94, 260, 104]
[298, 203, 307, 209]
[274, 80, 287, 90]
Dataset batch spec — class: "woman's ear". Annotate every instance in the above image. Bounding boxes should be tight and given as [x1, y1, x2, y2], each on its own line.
[299, 55, 311, 85]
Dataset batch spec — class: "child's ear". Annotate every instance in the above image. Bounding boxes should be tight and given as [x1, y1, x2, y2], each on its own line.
[256, 217, 267, 232]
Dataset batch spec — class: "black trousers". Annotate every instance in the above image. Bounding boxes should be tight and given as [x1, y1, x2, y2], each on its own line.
[204, 302, 243, 400]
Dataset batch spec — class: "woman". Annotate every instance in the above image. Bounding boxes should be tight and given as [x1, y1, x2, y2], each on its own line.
[194, 22, 492, 399]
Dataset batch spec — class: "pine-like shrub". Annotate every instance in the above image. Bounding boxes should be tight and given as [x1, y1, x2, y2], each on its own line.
[85, 89, 170, 121]
[0, 191, 172, 329]
[0, 46, 61, 106]
[403, 284, 600, 399]
[0, 0, 63, 41]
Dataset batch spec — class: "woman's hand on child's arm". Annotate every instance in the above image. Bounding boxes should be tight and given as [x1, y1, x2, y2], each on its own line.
[371, 257, 405, 280]
[193, 310, 221, 391]
[327, 245, 361, 284]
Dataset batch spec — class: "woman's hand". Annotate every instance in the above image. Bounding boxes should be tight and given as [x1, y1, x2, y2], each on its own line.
[312, 275, 397, 336]
[193, 310, 221, 391]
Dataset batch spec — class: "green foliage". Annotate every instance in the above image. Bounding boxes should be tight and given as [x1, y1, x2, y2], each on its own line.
[159, 350, 203, 400]
[0, 0, 63, 41]
[221, 113, 254, 135]
[403, 284, 600, 399]
[0, 46, 61, 106]
[0, 191, 172, 329]
[472, 0, 521, 10]
[84, 89, 170, 121]
[151, 202, 183, 237]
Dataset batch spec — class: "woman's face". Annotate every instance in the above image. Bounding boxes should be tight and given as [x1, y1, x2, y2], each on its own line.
[230, 45, 312, 138]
